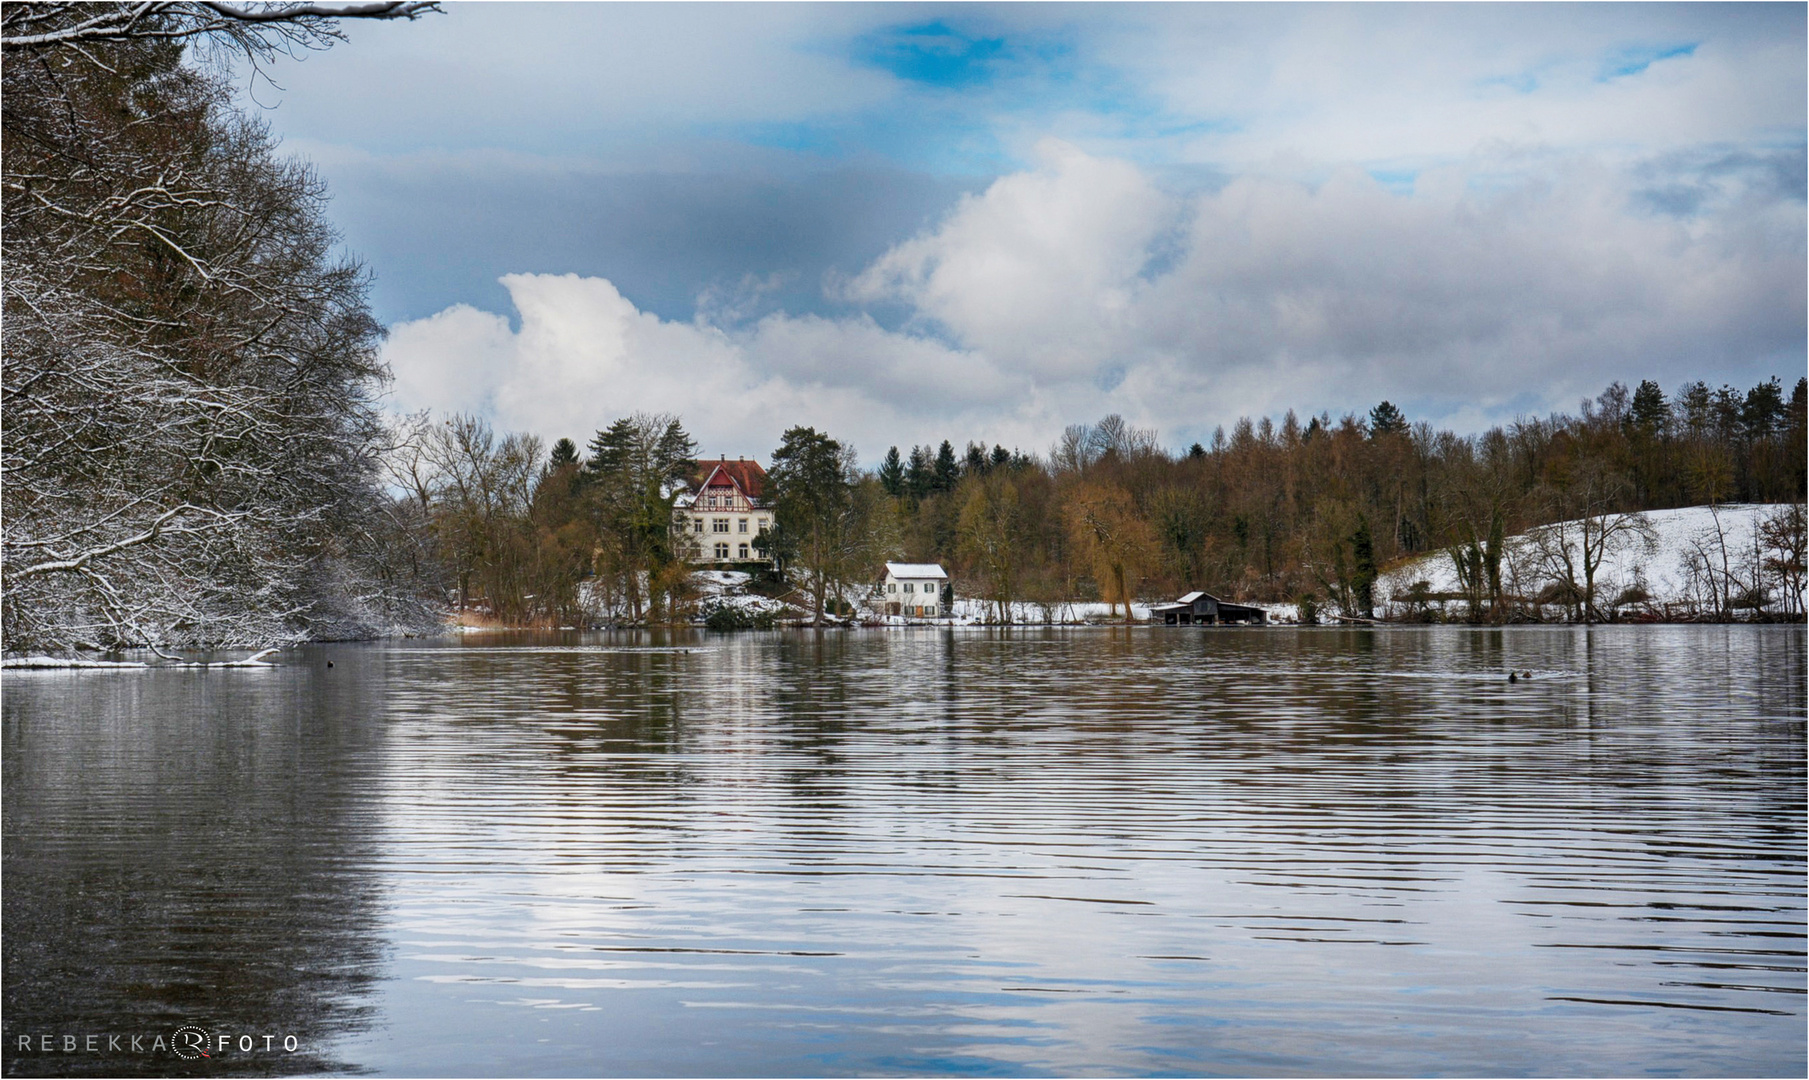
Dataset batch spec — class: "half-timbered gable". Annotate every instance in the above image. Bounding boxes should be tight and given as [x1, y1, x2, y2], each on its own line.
[673, 457, 775, 566]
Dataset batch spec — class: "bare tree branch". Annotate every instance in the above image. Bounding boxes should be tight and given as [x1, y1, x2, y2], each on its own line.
[3, 2, 439, 52]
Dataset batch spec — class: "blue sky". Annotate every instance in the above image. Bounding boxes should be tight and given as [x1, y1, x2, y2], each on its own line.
[242, 2, 1806, 459]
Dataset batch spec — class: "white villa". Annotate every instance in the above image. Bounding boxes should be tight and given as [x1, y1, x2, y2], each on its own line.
[881, 562, 949, 617]
[673, 458, 774, 566]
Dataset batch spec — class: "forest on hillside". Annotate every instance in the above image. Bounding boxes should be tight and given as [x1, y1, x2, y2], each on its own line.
[391, 374, 1805, 631]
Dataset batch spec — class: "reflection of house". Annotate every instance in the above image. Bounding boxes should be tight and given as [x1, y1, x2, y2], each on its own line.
[1150, 591, 1267, 625]
[881, 562, 949, 617]
[673, 458, 774, 566]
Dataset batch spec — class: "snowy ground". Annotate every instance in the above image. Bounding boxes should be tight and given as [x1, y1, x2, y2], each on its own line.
[1378, 503, 1804, 619]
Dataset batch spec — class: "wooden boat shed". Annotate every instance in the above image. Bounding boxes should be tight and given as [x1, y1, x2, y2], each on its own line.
[1150, 591, 1267, 626]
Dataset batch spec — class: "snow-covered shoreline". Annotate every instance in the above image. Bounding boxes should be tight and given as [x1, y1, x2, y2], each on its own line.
[15, 503, 1795, 665]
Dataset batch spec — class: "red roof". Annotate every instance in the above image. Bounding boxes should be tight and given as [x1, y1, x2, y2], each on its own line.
[693, 458, 766, 501]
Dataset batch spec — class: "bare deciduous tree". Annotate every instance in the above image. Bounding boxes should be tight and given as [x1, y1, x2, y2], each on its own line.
[2, 3, 438, 54]
[3, 10, 441, 651]
[1525, 466, 1655, 623]
[958, 471, 1024, 624]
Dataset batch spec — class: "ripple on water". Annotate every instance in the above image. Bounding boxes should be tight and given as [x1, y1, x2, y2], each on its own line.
[3, 626, 1803, 1076]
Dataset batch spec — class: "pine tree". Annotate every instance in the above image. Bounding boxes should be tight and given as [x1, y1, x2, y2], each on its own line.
[548, 438, 580, 470]
[934, 440, 960, 493]
[1629, 380, 1669, 434]
[877, 446, 905, 497]
[584, 414, 696, 621]
[766, 426, 857, 625]
[905, 445, 933, 500]
[1351, 516, 1378, 618]
[1742, 378, 1785, 440]
[1368, 401, 1408, 439]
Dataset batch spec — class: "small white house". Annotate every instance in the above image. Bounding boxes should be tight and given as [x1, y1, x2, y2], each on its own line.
[881, 562, 949, 617]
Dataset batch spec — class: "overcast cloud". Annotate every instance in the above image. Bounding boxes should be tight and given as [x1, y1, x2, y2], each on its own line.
[247, 2, 1805, 460]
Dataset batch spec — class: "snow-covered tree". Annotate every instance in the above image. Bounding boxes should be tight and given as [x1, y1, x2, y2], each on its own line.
[2, 3, 442, 651]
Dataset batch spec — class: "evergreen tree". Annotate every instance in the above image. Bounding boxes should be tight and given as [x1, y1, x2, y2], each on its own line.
[964, 442, 989, 475]
[766, 426, 857, 625]
[548, 437, 580, 470]
[1742, 378, 1785, 440]
[1351, 516, 1378, 618]
[1629, 380, 1669, 434]
[905, 445, 934, 500]
[585, 413, 696, 621]
[989, 444, 1012, 469]
[877, 446, 905, 497]
[934, 440, 960, 492]
[1368, 401, 1408, 439]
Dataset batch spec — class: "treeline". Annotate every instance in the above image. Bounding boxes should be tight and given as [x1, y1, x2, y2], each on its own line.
[876, 377, 1806, 623]
[398, 375, 1803, 630]
[388, 413, 896, 628]
[385, 412, 706, 629]
[873, 378, 1804, 621]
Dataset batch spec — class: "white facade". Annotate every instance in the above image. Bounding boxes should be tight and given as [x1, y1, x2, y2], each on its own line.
[881, 562, 949, 617]
[672, 460, 774, 566]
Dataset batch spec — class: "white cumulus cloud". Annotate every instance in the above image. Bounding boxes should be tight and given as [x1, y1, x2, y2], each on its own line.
[383, 142, 1802, 460]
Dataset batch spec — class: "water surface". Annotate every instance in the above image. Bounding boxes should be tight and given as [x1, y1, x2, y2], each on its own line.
[4, 627, 1804, 1076]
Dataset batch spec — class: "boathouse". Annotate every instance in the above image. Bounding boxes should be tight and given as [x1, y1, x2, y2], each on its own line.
[1150, 591, 1267, 625]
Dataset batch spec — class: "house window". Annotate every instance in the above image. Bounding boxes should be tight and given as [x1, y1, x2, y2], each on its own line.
[714, 543, 729, 559]
[738, 518, 748, 533]
[888, 582, 896, 593]
[693, 520, 704, 533]
[903, 582, 913, 593]
[738, 543, 749, 559]
[713, 519, 729, 533]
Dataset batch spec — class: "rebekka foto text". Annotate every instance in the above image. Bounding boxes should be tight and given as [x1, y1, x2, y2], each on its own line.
[13, 1028, 300, 1059]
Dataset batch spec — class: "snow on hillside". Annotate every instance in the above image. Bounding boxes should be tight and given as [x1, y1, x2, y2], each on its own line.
[1378, 503, 1804, 619]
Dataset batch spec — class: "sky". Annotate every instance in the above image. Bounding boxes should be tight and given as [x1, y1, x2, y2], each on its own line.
[241, 1, 1806, 462]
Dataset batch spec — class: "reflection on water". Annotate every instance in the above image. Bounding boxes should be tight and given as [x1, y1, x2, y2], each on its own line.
[3, 661, 392, 1075]
[4, 627, 1804, 1076]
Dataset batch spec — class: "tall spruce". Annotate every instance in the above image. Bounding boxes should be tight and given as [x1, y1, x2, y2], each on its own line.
[585, 414, 696, 622]
[933, 441, 961, 493]
[766, 427, 856, 626]
[878, 446, 906, 497]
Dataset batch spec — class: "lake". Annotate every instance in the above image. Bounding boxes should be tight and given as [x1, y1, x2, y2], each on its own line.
[3, 626, 1804, 1077]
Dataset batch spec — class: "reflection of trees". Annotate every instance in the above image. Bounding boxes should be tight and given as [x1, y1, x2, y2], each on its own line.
[2, 662, 391, 1076]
